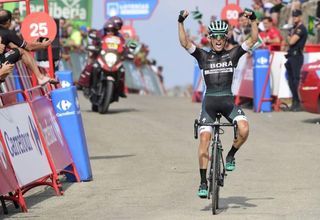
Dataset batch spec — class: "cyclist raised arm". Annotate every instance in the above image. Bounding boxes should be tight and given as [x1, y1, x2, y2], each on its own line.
[178, 10, 192, 50]
[178, 8, 258, 198]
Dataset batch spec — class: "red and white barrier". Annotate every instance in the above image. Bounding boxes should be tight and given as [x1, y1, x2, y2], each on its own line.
[0, 101, 52, 187]
[233, 51, 320, 109]
[26, 87, 79, 180]
[0, 89, 79, 213]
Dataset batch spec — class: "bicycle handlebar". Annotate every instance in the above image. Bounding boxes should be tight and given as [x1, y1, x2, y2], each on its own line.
[194, 119, 238, 140]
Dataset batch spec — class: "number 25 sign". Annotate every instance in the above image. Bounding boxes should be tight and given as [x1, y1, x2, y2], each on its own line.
[21, 12, 57, 43]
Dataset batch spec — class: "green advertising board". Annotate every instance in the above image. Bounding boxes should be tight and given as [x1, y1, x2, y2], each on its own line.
[4, 0, 92, 27]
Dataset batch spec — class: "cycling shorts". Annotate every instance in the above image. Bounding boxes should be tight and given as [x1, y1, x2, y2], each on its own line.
[199, 96, 247, 134]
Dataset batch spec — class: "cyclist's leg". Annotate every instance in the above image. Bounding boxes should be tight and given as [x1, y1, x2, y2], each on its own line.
[223, 97, 249, 171]
[198, 97, 214, 198]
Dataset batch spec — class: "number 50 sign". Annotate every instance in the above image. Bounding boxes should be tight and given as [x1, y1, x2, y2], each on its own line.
[221, 4, 242, 27]
[21, 12, 57, 43]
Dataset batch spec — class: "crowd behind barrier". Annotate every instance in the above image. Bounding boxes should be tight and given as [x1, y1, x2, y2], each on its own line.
[191, 0, 320, 111]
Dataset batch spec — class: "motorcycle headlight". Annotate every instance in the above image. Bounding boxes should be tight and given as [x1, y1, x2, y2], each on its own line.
[104, 53, 117, 68]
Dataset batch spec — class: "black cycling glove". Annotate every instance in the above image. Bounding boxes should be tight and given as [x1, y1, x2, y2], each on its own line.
[178, 10, 188, 23]
[244, 8, 256, 21]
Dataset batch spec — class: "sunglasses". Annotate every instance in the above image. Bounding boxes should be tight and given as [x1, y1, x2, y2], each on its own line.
[209, 33, 227, 40]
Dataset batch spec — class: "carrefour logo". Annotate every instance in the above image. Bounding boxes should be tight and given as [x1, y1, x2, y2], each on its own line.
[56, 100, 72, 111]
[3, 116, 43, 158]
[0, 140, 8, 170]
[61, 80, 71, 88]
[257, 57, 268, 65]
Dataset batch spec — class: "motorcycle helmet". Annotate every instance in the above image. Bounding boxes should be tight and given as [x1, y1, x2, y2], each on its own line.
[110, 16, 123, 31]
[103, 20, 117, 34]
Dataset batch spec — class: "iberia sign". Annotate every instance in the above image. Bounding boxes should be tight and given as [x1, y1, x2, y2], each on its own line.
[17, 0, 92, 26]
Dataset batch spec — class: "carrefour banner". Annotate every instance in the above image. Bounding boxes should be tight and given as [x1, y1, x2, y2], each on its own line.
[0, 103, 52, 187]
[6, 0, 92, 27]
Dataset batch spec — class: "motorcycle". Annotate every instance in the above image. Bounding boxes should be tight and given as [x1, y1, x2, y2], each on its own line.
[85, 31, 125, 114]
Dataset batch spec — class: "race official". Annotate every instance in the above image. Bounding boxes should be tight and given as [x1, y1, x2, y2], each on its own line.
[285, 9, 307, 111]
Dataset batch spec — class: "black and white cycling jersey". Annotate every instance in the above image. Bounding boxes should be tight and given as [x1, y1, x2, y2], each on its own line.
[188, 42, 250, 96]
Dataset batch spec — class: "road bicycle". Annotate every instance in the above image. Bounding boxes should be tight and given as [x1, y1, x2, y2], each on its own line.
[194, 113, 237, 215]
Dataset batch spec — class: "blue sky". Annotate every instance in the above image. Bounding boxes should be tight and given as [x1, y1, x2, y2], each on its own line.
[92, 0, 252, 88]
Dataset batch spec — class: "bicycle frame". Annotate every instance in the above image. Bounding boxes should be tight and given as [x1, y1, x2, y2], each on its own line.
[194, 113, 237, 215]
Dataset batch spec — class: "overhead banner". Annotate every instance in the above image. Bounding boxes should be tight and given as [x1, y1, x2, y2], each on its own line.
[105, 0, 158, 20]
[0, 103, 52, 187]
[6, 0, 92, 27]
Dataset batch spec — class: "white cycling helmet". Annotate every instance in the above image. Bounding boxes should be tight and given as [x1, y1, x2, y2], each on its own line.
[208, 20, 229, 37]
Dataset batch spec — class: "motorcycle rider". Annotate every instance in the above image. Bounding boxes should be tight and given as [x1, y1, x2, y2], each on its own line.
[78, 16, 127, 98]
[108, 16, 127, 98]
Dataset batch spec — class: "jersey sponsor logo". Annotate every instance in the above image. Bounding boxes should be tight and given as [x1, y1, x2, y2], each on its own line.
[204, 68, 233, 75]
[221, 54, 230, 58]
[209, 61, 233, 69]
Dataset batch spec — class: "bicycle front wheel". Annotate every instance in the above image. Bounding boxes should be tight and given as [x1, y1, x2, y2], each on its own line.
[211, 142, 220, 215]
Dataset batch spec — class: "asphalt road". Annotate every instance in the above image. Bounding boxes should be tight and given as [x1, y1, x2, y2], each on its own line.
[2, 93, 320, 220]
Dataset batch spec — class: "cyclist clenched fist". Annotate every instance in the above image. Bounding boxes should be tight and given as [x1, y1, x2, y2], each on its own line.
[178, 8, 258, 198]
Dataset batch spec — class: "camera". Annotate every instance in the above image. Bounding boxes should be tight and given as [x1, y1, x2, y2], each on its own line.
[0, 48, 21, 65]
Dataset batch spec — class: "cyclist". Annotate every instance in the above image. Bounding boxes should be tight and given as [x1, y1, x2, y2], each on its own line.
[178, 9, 258, 198]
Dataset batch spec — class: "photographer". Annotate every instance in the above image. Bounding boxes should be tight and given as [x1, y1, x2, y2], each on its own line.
[0, 9, 57, 85]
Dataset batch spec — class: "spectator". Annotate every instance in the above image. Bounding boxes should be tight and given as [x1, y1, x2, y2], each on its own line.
[270, 0, 284, 26]
[317, 1, 320, 19]
[10, 8, 21, 35]
[252, 0, 264, 21]
[79, 25, 88, 51]
[0, 9, 57, 85]
[260, 16, 283, 45]
[233, 12, 251, 45]
[157, 66, 164, 84]
[284, 9, 307, 111]
[262, 0, 275, 16]
[223, 20, 238, 50]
